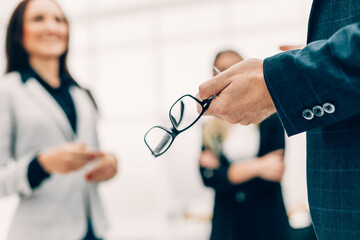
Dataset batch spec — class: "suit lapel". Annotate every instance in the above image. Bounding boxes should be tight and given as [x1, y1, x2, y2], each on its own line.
[25, 78, 75, 141]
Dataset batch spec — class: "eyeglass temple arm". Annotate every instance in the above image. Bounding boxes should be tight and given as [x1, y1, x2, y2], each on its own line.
[202, 66, 221, 109]
[213, 66, 221, 75]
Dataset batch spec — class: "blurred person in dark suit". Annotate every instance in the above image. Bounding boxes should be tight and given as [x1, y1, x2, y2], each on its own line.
[0, 0, 117, 239]
[199, 50, 291, 240]
[197, 1, 360, 239]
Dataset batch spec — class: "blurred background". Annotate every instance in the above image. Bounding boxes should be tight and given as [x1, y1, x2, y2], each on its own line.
[0, 0, 312, 239]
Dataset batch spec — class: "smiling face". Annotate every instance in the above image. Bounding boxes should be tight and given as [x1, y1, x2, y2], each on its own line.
[22, 0, 69, 59]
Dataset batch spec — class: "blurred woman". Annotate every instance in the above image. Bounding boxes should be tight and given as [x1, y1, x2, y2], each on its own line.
[0, 0, 117, 239]
[199, 50, 291, 240]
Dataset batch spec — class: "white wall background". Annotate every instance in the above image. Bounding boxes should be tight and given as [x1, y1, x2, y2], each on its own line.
[0, 0, 312, 239]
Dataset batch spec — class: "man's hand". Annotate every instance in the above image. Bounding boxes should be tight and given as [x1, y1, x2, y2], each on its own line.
[198, 58, 276, 125]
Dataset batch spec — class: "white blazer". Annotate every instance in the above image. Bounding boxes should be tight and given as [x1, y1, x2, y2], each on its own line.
[0, 72, 108, 240]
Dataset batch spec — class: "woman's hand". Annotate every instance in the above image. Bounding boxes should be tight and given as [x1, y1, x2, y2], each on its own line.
[85, 153, 118, 182]
[256, 149, 285, 182]
[38, 143, 101, 174]
[199, 150, 220, 169]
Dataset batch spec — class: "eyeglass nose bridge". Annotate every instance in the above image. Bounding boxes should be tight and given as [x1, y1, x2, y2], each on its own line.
[170, 126, 180, 137]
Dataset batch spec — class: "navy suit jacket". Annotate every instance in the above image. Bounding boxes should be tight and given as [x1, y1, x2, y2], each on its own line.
[263, 1, 360, 239]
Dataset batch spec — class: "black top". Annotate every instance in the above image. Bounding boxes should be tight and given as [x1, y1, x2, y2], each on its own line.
[20, 68, 77, 189]
[200, 114, 291, 240]
[20, 68, 78, 134]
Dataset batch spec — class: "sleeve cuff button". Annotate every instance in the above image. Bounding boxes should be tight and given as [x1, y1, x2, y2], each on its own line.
[313, 105, 324, 117]
[302, 109, 314, 120]
[323, 103, 335, 114]
[204, 169, 214, 178]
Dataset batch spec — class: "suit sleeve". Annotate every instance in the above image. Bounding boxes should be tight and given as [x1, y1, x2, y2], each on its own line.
[263, 22, 360, 136]
[0, 81, 35, 198]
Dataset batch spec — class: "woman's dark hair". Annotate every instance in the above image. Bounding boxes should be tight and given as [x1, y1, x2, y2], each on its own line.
[5, 0, 71, 78]
[5, 0, 98, 110]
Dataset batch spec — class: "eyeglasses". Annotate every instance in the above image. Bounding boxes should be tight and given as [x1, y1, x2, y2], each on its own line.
[144, 66, 221, 157]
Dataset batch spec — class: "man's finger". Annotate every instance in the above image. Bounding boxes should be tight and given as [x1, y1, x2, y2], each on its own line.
[201, 91, 226, 117]
[198, 73, 229, 101]
[279, 44, 305, 51]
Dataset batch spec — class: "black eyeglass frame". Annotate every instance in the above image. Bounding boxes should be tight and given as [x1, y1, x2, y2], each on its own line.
[144, 94, 216, 157]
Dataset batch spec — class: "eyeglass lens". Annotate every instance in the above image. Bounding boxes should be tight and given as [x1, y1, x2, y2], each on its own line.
[145, 127, 173, 155]
[170, 96, 202, 132]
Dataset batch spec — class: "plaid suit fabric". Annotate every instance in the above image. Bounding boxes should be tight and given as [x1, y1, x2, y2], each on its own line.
[307, 121, 360, 240]
[263, 0, 360, 239]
